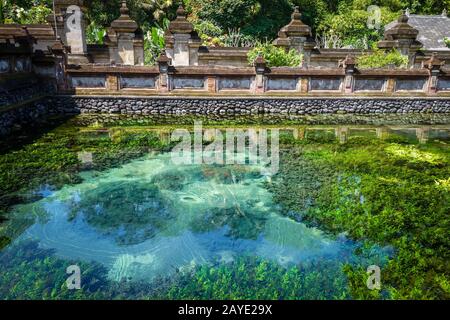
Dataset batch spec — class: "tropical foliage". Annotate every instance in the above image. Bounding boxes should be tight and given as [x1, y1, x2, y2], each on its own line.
[248, 43, 303, 67]
[2, 0, 450, 63]
[0, 0, 52, 24]
[268, 130, 450, 299]
[445, 37, 450, 48]
[357, 48, 409, 68]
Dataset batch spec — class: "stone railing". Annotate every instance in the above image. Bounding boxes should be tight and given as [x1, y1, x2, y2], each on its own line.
[64, 63, 450, 97]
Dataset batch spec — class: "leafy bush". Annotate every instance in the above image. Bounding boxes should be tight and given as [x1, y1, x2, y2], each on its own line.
[357, 49, 409, 69]
[221, 28, 258, 47]
[144, 19, 169, 65]
[248, 43, 303, 67]
[445, 37, 450, 49]
[194, 20, 224, 38]
[186, 0, 293, 40]
[86, 23, 107, 45]
[316, 4, 399, 49]
[2, 2, 51, 24]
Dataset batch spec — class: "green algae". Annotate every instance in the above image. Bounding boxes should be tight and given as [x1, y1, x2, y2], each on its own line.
[0, 115, 449, 300]
[0, 240, 353, 300]
[267, 133, 450, 299]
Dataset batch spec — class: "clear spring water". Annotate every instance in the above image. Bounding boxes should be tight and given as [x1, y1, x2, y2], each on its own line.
[8, 152, 358, 282]
[1, 115, 449, 299]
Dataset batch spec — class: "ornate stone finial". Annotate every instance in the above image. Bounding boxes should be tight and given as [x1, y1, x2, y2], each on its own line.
[168, 4, 193, 34]
[255, 54, 265, 65]
[381, 10, 419, 42]
[405, 8, 410, 16]
[157, 50, 171, 64]
[339, 54, 356, 69]
[292, 6, 301, 20]
[424, 52, 444, 70]
[254, 54, 266, 74]
[120, 1, 129, 15]
[110, 0, 138, 33]
[399, 10, 409, 23]
[442, 9, 448, 17]
[176, 4, 186, 17]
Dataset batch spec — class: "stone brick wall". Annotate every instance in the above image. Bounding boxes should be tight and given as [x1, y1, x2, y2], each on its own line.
[46, 96, 450, 115]
[0, 78, 56, 110]
[0, 100, 51, 136]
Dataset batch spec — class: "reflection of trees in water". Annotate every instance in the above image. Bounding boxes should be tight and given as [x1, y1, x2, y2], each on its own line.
[152, 164, 262, 190]
[70, 113, 450, 127]
[190, 204, 269, 240]
[67, 163, 268, 244]
[152, 164, 269, 240]
[69, 182, 174, 245]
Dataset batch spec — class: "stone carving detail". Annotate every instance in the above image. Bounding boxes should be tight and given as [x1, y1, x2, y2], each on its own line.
[65, 5, 87, 55]
[354, 78, 385, 91]
[395, 79, 426, 91]
[266, 78, 299, 91]
[71, 76, 105, 88]
[0, 59, 10, 73]
[218, 78, 252, 90]
[14, 57, 31, 73]
[437, 78, 450, 91]
[173, 77, 205, 89]
[120, 76, 156, 89]
[309, 78, 342, 91]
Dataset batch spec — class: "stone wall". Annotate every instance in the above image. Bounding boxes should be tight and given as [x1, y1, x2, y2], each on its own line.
[0, 77, 56, 110]
[0, 100, 51, 136]
[45, 96, 450, 115]
[2, 95, 450, 137]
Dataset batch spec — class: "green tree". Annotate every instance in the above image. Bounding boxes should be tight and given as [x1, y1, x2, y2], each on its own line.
[248, 43, 303, 67]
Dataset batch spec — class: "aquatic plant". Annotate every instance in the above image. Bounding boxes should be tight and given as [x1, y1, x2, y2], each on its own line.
[0, 240, 356, 300]
[268, 134, 450, 299]
[0, 116, 449, 300]
[165, 256, 353, 300]
[356, 48, 409, 69]
[0, 124, 171, 214]
[69, 182, 175, 245]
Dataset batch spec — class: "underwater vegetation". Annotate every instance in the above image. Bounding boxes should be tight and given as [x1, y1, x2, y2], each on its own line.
[0, 124, 173, 215]
[268, 131, 450, 299]
[0, 240, 383, 300]
[69, 182, 175, 245]
[0, 116, 449, 300]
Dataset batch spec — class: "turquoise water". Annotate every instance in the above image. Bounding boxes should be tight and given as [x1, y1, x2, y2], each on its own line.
[8, 152, 358, 283]
[1, 116, 449, 299]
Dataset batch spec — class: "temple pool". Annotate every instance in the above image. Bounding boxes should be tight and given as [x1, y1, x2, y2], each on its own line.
[0, 115, 449, 300]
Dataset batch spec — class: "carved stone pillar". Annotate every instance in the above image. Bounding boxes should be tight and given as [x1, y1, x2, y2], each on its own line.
[378, 12, 423, 67]
[423, 53, 444, 94]
[49, 38, 69, 91]
[106, 1, 144, 66]
[157, 51, 171, 92]
[339, 55, 356, 94]
[165, 5, 201, 66]
[254, 55, 266, 94]
[49, 1, 89, 64]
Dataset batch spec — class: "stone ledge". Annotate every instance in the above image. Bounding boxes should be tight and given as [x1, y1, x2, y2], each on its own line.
[56, 94, 450, 101]
[46, 96, 450, 115]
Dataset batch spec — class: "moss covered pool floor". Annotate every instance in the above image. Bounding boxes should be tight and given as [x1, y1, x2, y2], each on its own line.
[0, 115, 449, 300]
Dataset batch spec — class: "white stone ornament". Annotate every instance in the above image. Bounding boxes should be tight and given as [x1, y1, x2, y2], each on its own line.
[65, 5, 86, 54]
